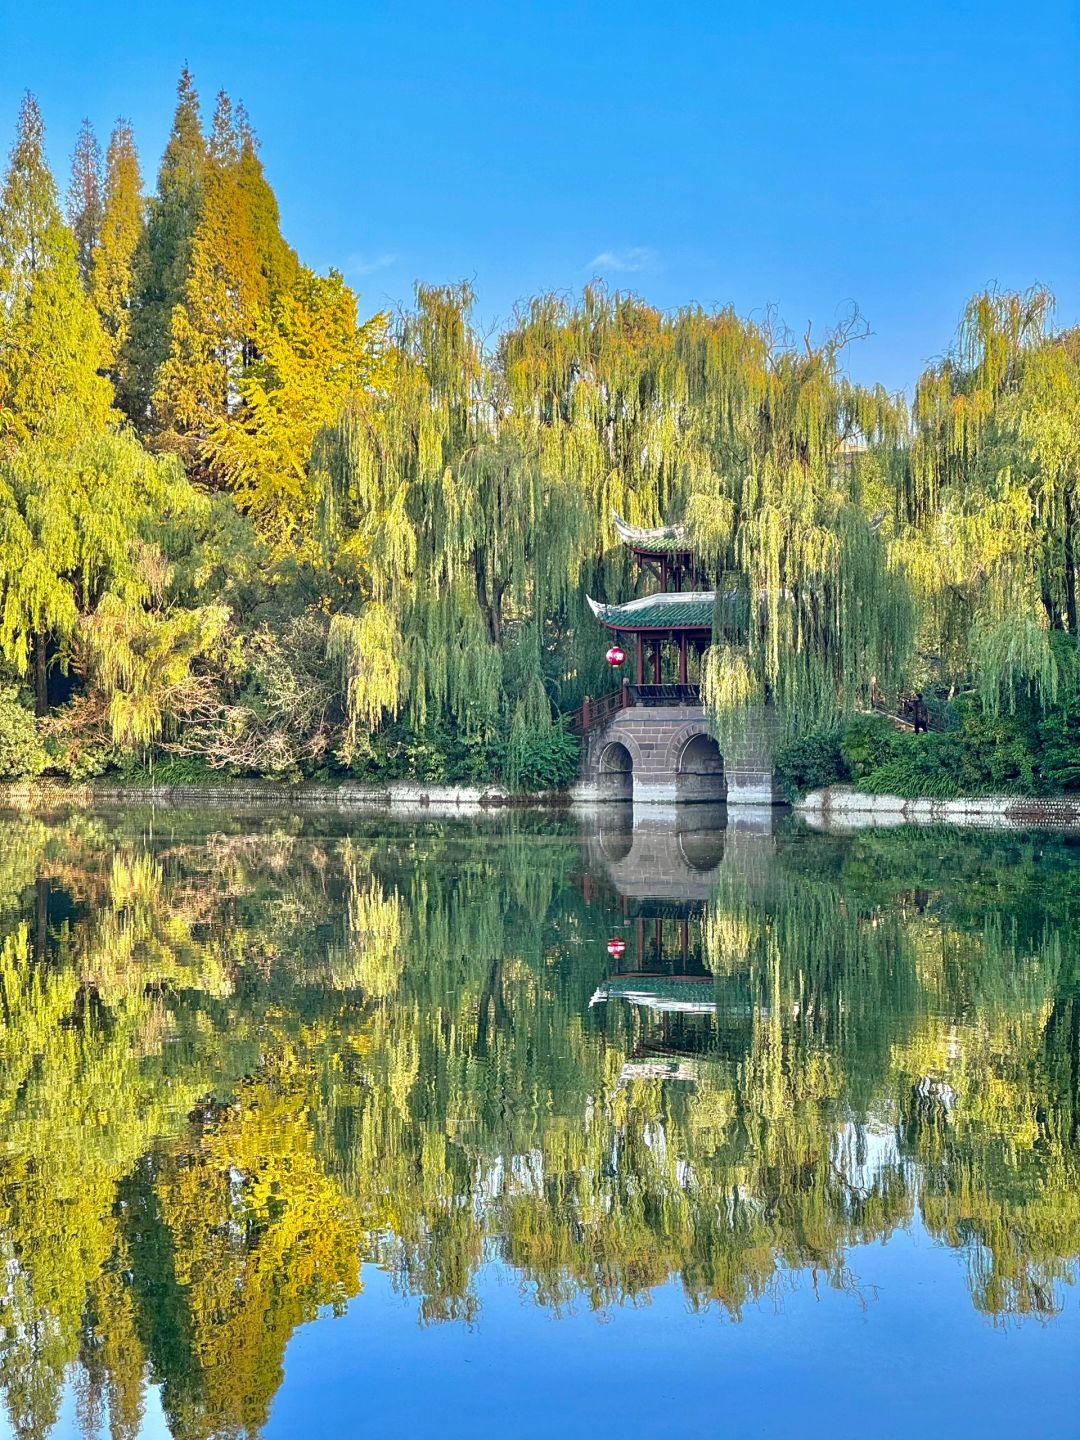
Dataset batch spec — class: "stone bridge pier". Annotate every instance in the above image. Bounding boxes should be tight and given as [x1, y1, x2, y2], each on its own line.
[574, 698, 778, 807]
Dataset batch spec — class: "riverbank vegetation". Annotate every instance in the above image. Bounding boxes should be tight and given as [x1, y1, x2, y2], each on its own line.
[2, 75, 1079, 791]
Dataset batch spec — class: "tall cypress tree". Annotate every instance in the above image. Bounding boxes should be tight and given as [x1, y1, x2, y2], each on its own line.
[66, 117, 103, 288]
[152, 92, 296, 474]
[91, 119, 144, 395]
[0, 94, 117, 712]
[0, 93, 111, 439]
[235, 101, 297, 303]
[121, 66, 205, 426]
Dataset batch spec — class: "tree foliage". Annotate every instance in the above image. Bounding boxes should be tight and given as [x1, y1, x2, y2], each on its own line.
[0, 78, 1078, 790]
[0, 95, 112, 441]
[90, 118, 143, 384]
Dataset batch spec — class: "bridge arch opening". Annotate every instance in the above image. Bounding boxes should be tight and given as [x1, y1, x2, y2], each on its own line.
[597, 741, 634, 802]
[675, 732, 727, 804]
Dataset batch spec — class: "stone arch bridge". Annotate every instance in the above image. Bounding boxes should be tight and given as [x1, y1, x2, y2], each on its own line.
[573, 684, 777, 807]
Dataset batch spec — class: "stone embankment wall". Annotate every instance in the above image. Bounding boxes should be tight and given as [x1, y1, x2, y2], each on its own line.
[797, 786, 1080, 829]
[0, 779, 544, 812]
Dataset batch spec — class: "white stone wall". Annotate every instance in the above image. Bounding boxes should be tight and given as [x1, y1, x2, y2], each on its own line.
[796, 786, 1080, 829]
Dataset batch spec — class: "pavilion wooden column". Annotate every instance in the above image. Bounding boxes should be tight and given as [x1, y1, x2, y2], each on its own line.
[678, 634, 688, 685]
[651, 641, 662, 684]
[635, 634, 644, 685]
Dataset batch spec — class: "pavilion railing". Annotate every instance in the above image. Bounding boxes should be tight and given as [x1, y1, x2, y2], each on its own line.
[629, 683, 701, 707]
[574, 682, 943, 737]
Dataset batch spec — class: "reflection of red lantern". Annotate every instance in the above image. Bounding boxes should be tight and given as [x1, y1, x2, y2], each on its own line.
[606, 644, 626, 667]
[607, 936, 627, 958]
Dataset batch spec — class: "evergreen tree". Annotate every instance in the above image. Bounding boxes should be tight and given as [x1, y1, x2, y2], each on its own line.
[66, 116, 103, 288]
[122, 66, 205, 425]
[91, 119, 144, 390]
[152, 91, 297, 475]
[235, 102, 297, 303]
[0, 93, 112, 441]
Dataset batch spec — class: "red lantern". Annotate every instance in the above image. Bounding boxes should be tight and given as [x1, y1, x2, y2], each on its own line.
[606, 644, 626, 667]
[607, 936, 627, 958]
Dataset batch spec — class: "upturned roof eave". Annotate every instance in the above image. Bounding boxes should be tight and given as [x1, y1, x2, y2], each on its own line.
[586, 590, 717, 631]
[596, 620, 715, 634]
[612, 510, 693, 554]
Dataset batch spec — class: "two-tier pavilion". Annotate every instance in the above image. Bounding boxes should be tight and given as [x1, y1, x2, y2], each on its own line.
[587, 513, 715, 689]
[575, 514, 777, 806]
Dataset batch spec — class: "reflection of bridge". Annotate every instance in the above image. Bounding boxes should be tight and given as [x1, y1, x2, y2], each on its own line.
[585, 805, 776, 909]
[588, 804, 728, 905]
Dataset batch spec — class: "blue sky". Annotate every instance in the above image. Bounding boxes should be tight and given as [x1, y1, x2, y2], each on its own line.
[2, 0, 1077, 392]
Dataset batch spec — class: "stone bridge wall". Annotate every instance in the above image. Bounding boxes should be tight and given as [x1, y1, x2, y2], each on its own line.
[575, 702, 778, 807]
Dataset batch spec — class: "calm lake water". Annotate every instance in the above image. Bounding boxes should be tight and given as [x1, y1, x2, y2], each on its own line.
[0, 805, 1078, 1440]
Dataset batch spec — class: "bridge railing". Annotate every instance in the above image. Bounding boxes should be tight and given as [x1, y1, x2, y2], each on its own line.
[572, 681, 703, 735]
[864, 693, 946, 733]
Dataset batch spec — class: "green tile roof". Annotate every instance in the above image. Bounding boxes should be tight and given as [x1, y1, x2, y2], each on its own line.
[612, 511, 693, 554]
[587, 590, 716, 630]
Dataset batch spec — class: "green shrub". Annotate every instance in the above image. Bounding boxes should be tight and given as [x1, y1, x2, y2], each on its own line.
[47, 739, 117, 782]
[115, 754, 233, 786]
[773, 728, 849, 799]
[840, 714, 902, 779]
[505, 719, 580, 792]
[856, 738, 964, 798]
[851, 699, 1041, 798]
[0, 688, 47, 780]
[353, 717, 503, 785]
[1038, 697, 1080, 791]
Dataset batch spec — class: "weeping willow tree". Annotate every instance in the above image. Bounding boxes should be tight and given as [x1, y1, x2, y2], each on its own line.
[315, 286, 915, 754]
[316, 284, 582, 748]
[892, 287, 1080, 710]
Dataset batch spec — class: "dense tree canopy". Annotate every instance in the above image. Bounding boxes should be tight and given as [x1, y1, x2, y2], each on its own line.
[0, 74, 1077, 790]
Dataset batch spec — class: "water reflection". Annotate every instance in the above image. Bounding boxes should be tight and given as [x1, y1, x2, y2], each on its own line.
[0, 809, 1077, 1437]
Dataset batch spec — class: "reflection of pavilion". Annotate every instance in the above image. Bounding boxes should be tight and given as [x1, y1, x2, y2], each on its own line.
[584, 809, 771, 1081]
[591, 973, 718, 1014]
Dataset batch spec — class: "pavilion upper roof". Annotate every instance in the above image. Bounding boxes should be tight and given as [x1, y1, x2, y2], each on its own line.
[586, 590, 716, 630]
[612, 511, 693, 555]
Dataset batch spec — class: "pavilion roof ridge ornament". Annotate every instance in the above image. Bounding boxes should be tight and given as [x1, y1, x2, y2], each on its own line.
[611, 511, 691, 552]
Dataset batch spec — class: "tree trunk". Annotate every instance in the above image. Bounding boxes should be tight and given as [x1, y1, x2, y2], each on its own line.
[1064, 492, 1078, 635]
[474, 553, 504, 646]
[33, 631, 48, 717]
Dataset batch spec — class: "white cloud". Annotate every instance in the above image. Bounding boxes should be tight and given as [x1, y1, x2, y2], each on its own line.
[586, 246, 658, 274]
[346, 252, 398, 276]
